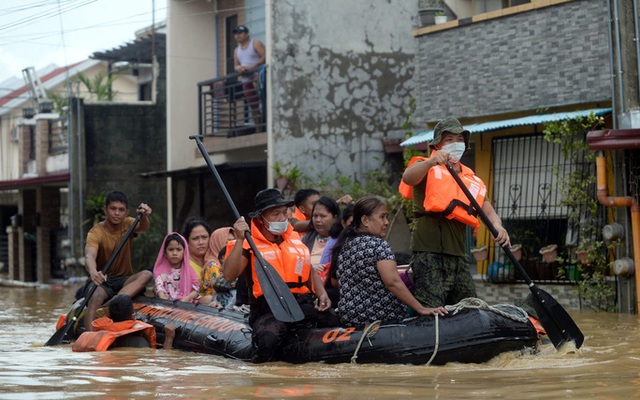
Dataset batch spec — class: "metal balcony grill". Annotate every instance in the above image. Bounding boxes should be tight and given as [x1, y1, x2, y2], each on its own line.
[197, 67, 266, 138]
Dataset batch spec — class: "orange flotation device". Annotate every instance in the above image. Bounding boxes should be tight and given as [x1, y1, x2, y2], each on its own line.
[244, 221, 312, 299]
[399, 154, 486, 227]
[528, 316, 547, 338]
[72, 317, 156, 352]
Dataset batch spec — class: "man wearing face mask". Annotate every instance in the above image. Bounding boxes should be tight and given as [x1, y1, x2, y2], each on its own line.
[224, 188, 335, 363]
[400, 117, 510, 308]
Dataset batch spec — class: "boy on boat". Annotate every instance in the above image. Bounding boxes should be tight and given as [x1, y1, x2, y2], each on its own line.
[82, 191, 153, 332]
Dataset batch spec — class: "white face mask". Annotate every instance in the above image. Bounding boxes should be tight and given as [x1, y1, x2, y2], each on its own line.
[441, 142, 466, 163]
[263, 217, 289, 235]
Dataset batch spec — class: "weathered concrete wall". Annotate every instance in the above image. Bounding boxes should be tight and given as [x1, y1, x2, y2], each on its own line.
[82, 57, 168, 235]
[84, 102, 167, 221]
[271, 1, 419, 183]
[416, 0, 611, 121]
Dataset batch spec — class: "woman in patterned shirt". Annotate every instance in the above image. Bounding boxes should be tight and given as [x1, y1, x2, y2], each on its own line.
[331, 196, 447, 327]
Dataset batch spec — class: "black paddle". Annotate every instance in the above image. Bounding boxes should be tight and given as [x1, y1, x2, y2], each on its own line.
[45, 213, 142, 346]
[190, 135, 304, 323]
[445, 162, 584, 349]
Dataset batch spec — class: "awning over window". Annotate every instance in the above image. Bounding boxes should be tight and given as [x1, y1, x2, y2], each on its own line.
[400, 108, 612, 147]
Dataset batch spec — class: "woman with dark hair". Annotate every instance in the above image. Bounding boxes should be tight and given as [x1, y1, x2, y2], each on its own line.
[332, 196, 448, 327]
[317, 203, 354, 306]
[302, 196, 341, 285]
[202, 227, 238, 308]
[181, 217, 213, 287]
[320, 203, 354, 265]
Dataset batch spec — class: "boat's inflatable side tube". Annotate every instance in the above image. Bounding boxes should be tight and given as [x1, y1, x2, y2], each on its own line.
[132, 296, 537, 365]
[133, 298, 254, 361]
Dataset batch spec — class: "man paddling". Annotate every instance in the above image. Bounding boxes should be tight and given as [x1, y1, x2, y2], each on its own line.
[224, 188, 338, 363]
[82, 191, 153, 332]
[400, 118, 510, 308]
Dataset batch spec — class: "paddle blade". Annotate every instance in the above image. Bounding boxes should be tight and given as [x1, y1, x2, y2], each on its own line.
[443, 162, 585, 351]
[45, 297, 87, 346]
[45, 320, 74, 346]
[530, 286, 584, 349]
[254, 258, 305, 323]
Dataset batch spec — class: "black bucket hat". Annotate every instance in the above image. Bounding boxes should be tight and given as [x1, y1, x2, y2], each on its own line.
[248, 189, 294, 218]
[429, 117, 470, 150]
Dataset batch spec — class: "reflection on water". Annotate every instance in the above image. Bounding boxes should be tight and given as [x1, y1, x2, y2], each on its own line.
[1, 284, 639, 399]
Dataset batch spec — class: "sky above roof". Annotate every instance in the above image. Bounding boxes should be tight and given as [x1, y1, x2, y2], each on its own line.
[0, 0, 166, 90]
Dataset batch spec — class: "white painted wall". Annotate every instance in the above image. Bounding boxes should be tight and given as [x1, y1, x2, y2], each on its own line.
[166, 0, 217, 172]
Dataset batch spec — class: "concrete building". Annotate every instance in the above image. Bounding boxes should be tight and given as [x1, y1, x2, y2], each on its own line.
[0, 31, 167, 283]
[163, 0, 421, 231]
[402, 0, 639, 312]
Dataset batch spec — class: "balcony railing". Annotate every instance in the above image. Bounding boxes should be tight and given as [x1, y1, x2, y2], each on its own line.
[197, 66, 267, 138]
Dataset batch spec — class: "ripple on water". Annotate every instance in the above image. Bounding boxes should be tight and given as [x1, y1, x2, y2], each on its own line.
[2, 287, 640, 399]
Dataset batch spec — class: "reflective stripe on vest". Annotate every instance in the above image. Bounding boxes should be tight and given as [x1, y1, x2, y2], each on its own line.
[246, 223, 312, 299]
[424, 163, 486, 228]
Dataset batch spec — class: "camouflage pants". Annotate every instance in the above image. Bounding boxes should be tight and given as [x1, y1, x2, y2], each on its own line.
[411, 252, 477, 308]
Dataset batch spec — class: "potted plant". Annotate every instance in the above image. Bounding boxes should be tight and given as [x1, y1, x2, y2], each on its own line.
[85, 194, 106, 226]
[539, 244, 558, 264]
[272, 162, 303, 192]
[273, 162, 289, 189]
[575, 248, 589, 265]
[471, 245, 488, 262]
[510, 244, 523, 261]
[434, 11, 447, 24]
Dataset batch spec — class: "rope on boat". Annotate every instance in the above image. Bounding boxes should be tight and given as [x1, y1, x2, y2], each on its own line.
[425, 314, 440, 367]
[350, 320, 381, 364]
[445, 297, 529, 324]
[424, 298, 527, 367]
[350, 298, 527, 366]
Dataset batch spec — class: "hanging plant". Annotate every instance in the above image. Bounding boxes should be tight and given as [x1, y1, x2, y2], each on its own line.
[543, 112, 615, 311]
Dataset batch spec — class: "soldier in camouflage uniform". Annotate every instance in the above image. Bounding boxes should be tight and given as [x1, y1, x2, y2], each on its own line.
[401, 118, 510, 308]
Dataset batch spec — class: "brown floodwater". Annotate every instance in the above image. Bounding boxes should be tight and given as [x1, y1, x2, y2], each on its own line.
[1, 282, 639, 399]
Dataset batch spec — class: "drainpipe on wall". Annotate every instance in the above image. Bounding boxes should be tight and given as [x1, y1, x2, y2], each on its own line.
[607, 0, 618, 128]
[265, 0, 274, 189]
[612, 0, 625, 113]
[75, 82, 84, 252]
[589, 129, 640, 312]
[633, 0, 640, 102]
[596, 155, 640, 312]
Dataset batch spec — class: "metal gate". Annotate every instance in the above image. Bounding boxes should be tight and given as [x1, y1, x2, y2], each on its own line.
[483, 134, 604, 283]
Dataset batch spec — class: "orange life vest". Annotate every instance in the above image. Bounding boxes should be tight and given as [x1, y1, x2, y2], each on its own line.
[244, 221, 312, 299]
[291, 207, 306, 222]
[399, 153, 486, 227]
[291, 207, 309, 238]
[529, 316, 547, 337]
[72, 317, 157, 352]
[398, 156, 428, 200]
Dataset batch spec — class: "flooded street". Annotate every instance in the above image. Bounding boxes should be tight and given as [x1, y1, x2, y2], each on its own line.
[1, 283, 639, 399]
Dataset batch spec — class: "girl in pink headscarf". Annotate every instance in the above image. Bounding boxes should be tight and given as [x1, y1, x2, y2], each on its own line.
[153, 232, 200, 302]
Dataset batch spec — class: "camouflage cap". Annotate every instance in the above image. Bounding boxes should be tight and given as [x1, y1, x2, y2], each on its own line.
[429, 117, 470, 150]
